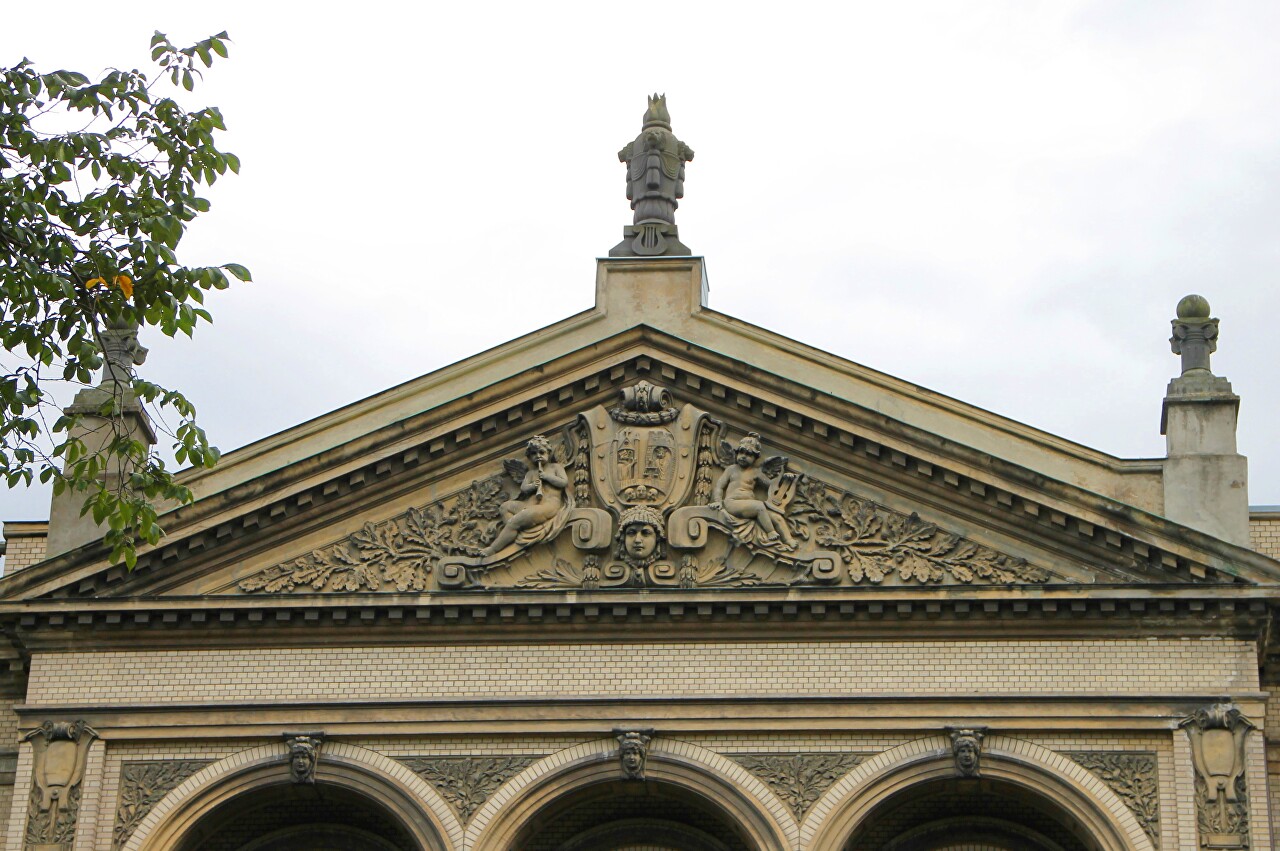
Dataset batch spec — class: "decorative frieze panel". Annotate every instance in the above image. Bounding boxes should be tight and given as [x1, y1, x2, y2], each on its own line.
[1064, 752, 1160, 847]
[729, 753, 863, 819]
[400, 756, 537, 824]
[236, 382, 1053, 594]
[111, 760, 211, 850]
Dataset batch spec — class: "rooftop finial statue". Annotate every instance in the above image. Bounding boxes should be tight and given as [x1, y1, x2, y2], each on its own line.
[610, 94, 695, 257]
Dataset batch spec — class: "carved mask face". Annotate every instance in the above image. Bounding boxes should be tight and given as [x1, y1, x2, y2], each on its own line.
[292, 752, 313, 777]
[623, 523, 658, 561]
[621, 746, 643, 772]
[956, 741, 978, 771]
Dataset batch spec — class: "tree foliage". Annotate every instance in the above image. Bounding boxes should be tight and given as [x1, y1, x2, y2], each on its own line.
[0, 31, 248, 566]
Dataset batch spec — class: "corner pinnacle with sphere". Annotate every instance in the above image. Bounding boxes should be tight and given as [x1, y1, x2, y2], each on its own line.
[609, 94, 695, 258]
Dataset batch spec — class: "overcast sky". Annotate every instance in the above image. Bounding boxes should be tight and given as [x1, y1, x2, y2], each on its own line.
[4, 0, 1279, 526]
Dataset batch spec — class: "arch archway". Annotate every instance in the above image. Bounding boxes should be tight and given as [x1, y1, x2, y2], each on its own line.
[125, 742, 460, 851]
[468, 737, 792, 851]
[803, 736, 1154, 851]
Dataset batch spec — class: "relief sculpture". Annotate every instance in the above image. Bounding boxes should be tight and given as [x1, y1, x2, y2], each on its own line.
[482, 436, 572, 557]
[1181, 703, 1254, 849]
[23, 720, 96, 851]
[237, 381, 1051, 594]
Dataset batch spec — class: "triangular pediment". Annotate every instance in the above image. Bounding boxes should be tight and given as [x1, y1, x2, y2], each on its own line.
[6, 320, 1278, 603]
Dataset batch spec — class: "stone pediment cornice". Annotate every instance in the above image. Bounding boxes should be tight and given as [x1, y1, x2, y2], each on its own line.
[6, 334, 1280, 603]
[0, 586, 1273, 656]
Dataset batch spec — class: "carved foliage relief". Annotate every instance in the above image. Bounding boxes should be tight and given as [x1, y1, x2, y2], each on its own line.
[730, 753, 863, 819]
[400, 756, 536, 823]
[111, 760, 211, 850]
[1064, 752, 1160, 847]
[237, 383, 1051, 593]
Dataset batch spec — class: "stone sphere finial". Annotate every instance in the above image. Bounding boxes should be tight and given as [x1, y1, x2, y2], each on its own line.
[1177, 294, 1211, 320]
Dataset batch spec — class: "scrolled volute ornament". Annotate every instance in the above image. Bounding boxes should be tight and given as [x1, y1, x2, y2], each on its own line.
[947, 727, 986, 778]
[611, 380, 678, 425]
[284, 733, 323, 785]
[615, 728, 654, 781]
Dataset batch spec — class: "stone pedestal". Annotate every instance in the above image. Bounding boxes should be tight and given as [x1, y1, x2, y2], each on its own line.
[45, 386, 156, 558]
[1161, 372, 1249, 547]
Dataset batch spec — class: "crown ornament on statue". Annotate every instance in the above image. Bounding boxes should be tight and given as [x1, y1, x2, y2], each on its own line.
[643, 93, 672, 129]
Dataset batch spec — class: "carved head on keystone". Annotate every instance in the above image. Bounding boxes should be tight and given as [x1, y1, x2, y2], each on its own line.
[286, 735, 322, 784]
[616, 505, 666, 568]
[948, 728, 985, 777]
[615, 728, 654, 781]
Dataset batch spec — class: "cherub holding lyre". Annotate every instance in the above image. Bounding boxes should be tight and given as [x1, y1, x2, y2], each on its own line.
[709, 432, 796, 550]
[482, 435, 573, 557]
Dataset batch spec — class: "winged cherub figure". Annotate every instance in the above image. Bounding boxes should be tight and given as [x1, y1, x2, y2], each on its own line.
[482, 435, 573, 557]
[709, 432, 796, 550]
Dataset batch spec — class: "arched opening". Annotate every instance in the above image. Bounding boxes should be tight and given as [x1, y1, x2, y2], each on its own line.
[172, 782, 420, 851]
[513, 779, 758, 851]
[844, 776, 1105, 851]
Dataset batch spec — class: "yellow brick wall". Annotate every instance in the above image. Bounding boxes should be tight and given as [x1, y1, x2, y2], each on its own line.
[0, 533, 45, 575]
[1265, 684, 1280, 844]
[24, 638, 1258, 705]
[1250, 514, 1280, 560]
[0, 700, 18, 846]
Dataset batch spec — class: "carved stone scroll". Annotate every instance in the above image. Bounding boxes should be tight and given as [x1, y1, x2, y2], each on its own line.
[1064, 752, 1160, 847]
[400, 756, 536, 824]
[22, 720, 97, 851]
[111, 760, 210, 850]
[1181, 703, 1254, 849]
[730, 753, 863, 819]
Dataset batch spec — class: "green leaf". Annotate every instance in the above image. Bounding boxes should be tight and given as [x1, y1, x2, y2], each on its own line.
[0, 29, 243, 570]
